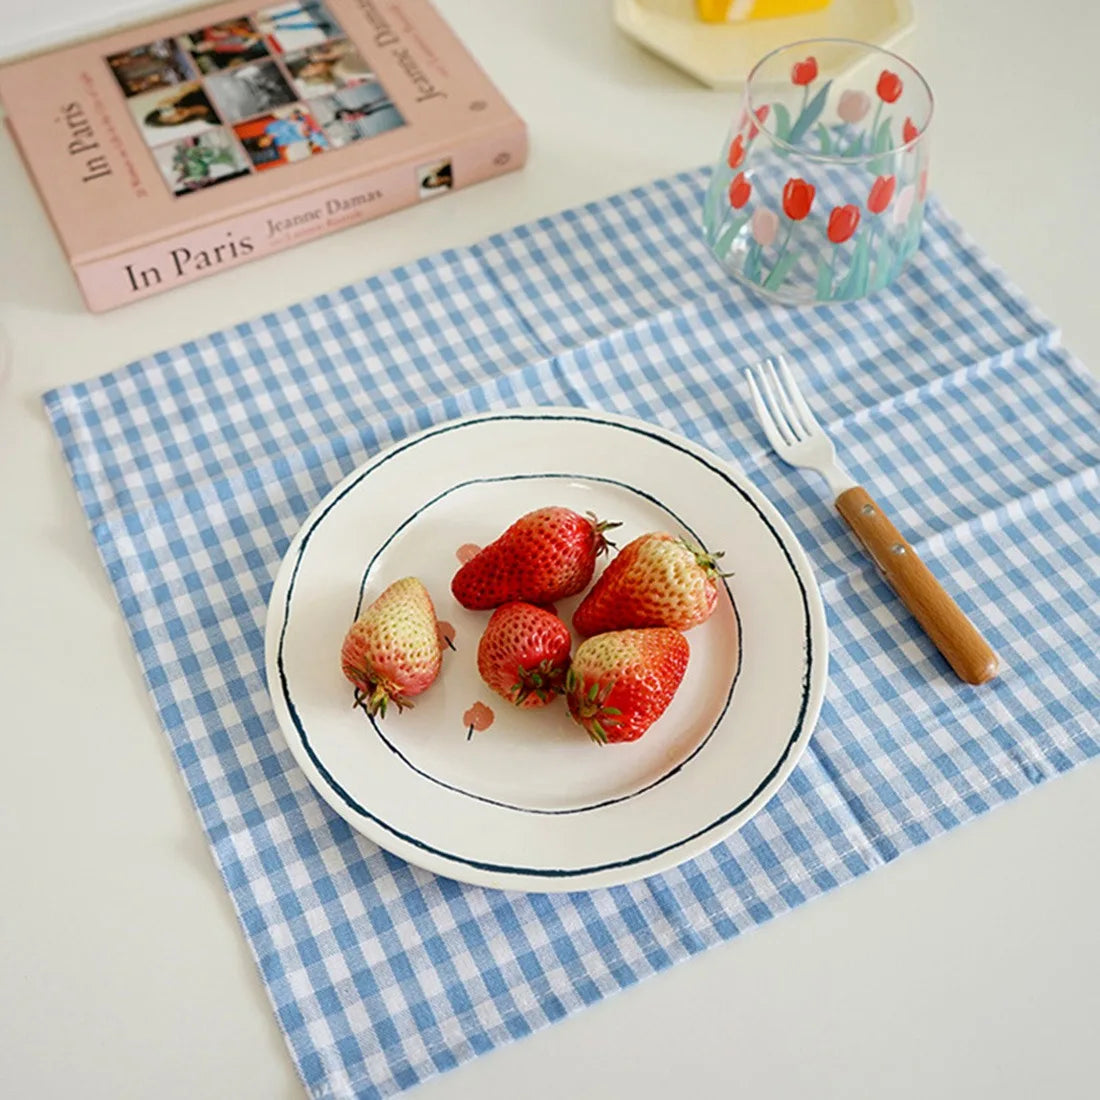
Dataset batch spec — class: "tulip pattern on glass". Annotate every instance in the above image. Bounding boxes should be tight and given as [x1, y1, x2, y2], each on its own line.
[703, 40, 933, 303]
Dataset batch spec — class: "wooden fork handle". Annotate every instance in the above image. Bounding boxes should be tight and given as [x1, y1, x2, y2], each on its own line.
[835, 487, 999, 685]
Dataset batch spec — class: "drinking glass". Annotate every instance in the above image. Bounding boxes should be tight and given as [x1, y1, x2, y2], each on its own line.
[702, 38, 933, 303]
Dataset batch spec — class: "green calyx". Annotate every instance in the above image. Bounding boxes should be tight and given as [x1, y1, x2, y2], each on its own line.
[679, 539, 733, 580]
[587, 511, 623, 557]
[585, 704, 623, 745]
[566, 668, 622, 745]
[352, 681, 413, 719]
[511, 659, 567, 704]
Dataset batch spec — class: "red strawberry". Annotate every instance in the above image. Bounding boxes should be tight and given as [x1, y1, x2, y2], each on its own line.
[452, 507, 618, 610]
[573, 532, 724, 636]
[566, 628, 689, 744]
[477, 602, 572, 707]
[341, 577, 442, 717]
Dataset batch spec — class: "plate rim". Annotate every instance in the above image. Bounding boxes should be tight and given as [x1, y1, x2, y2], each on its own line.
[264, 406, 830, 892]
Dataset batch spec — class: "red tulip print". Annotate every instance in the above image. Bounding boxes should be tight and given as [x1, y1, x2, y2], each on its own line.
[827, 205, 861, 244]
[902, 117, 920, 145]
[782, 177, 815, 221]
[868, 174, 896, 214]
[727, 134, 745, 169]
[728, 172, 752, 209]
[748, 104, 770, 139]
[876, 69, 903, 103]
[791, 57, 818, 86]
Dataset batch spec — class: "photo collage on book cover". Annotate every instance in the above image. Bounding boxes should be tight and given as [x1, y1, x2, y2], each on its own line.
[106, 2, 408, 197]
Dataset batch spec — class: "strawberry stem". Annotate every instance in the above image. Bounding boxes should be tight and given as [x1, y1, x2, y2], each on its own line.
[510, 659, 567, 704]
[680, 539, 733, 579]
[587, 511, 622, 556]
[351, 680, 413, 718]
[573, 679, 622, 744]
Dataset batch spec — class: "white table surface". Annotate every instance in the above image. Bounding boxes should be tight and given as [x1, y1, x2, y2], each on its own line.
[2, 1, 1098, 1098]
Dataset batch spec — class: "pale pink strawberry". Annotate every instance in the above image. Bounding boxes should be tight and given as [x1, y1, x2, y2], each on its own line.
[573, 532, 724, 636]
[566, 628, 689, 744]
[476, 602, 572, 707]
[341, 577, 442, 717]
[452, 507, 619, 610]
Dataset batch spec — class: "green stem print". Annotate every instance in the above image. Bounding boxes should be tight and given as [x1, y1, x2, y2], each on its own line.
[869, 116, 895, 175]
[762, 224, 796, 291]
[868, 100, 883, 155]
[837, 225, 875, 298]
[787, 81, 832, 147]
[712, 214, 748, 260]
[816, 247, 839, 299]
[743, 240, 764, 284]
[894, 213, 922, 276]
[771, 102, 793, 143]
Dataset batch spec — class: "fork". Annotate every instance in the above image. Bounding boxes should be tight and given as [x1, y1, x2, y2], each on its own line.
[745, 355, 999, 685]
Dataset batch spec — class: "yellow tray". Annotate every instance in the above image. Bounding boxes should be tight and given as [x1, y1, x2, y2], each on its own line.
[696, 1, 832, 21]
[614, 0, 914, 89]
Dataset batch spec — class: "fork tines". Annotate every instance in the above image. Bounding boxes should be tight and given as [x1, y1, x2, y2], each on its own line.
[744, 355, 821, 447]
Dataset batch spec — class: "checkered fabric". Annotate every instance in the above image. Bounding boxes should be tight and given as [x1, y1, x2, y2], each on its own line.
[44, 168, 1100, 1100]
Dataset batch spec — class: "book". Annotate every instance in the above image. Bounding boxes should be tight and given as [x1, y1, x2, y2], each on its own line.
[0, 0, 527, 310]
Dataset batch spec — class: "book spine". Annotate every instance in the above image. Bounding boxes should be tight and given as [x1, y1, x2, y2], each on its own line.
[73, 118, 528, 312]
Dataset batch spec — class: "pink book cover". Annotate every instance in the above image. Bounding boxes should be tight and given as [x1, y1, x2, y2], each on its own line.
[0, 0, 527, 310]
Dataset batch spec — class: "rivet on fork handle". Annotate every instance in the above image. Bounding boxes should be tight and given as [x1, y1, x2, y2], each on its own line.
[835, 486, 1000, 685]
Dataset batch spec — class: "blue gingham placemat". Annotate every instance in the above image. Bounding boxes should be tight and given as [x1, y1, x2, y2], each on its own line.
[44, 168, 1100, 1100]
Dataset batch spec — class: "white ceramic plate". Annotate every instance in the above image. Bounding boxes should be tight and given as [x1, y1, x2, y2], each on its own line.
[614, 0, 914, 90]
[265, 408, 828, 892]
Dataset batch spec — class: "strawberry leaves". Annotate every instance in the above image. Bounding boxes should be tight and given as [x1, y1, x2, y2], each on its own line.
[566, 629, 688, 744]
[477, 602, 572, 708]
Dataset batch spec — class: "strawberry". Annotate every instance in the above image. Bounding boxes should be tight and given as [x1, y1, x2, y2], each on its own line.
[477, 602, 572, 707]
[573, 532, 724, 636]
[566, 628, 689, 744]
[452, 507, 618, 610]
[341, 577, 442, 717]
